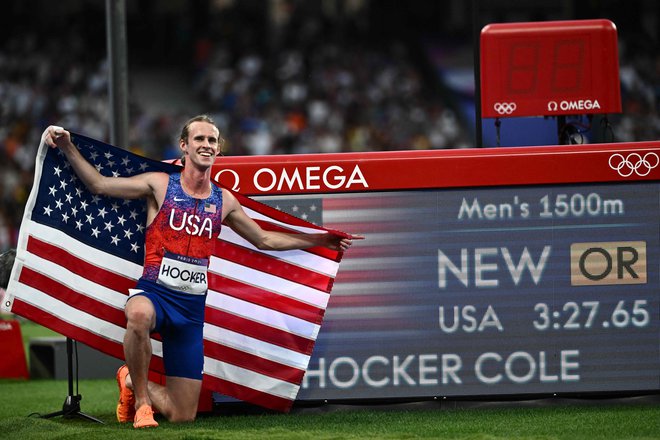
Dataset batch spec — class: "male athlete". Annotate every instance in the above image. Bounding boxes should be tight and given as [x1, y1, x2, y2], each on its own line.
[44, 115, 359, 428]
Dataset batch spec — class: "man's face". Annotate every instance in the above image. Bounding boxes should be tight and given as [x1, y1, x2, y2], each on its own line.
[181, 121, 221, 168]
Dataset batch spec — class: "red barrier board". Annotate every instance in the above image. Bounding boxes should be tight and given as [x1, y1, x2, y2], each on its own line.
[0, 319, 29, 379]
[212, 142, 660, 195]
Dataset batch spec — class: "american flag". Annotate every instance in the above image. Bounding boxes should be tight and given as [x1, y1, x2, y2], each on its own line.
[2, 131, 347, 412]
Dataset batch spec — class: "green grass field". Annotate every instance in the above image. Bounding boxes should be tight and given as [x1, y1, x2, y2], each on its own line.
[2, 319, 659, 439]
[1, 378, 658, 439]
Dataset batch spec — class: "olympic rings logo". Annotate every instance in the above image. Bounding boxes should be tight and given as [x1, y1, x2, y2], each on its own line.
[608, 152, 659, 177]
[493, 102, 517, 115]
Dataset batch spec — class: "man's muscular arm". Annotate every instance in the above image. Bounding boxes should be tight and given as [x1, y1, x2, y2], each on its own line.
[221, 189, 359, 252]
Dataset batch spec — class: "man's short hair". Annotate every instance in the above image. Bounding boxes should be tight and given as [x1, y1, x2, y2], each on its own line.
[179, 114, 224, 146]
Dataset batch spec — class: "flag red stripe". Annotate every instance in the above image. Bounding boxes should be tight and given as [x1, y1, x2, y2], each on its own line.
[18, 266, 127, 327]
[203, 374, 294, 413]
[208, 273, 325, 325]
[26, 235, 136, 294]
[203, 339, 305, 384]
[205, 307, 315, 355]
[215, 241, 334, 292]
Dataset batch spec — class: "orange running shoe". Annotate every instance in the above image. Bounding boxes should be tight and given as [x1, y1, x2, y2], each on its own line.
[115, 364, 135, 423]
[133, 404, 159, 428]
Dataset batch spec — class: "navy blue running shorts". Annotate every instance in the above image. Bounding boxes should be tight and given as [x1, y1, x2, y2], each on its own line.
[128, 279, 206, 380]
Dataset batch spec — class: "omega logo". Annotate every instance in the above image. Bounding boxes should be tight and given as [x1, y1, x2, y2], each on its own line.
[213, 165, 369, 193]
[547, 100, 601, 112]
[214, 169, 241, 191]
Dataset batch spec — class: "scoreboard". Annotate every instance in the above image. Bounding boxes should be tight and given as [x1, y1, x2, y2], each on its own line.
[212, 141, 660, 402]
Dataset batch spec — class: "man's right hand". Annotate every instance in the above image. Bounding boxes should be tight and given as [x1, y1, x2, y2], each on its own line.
[43, 125, 73, 149]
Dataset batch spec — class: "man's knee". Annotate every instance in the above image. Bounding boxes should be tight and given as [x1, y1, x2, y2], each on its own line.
[125, 297, 155, 329]
[167, 409, 197, 423]
[162, 377, 201, 423]
[125, 309, 153, 330]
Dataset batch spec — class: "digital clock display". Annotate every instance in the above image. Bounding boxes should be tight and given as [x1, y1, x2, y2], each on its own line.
[480, 19, 622, 118]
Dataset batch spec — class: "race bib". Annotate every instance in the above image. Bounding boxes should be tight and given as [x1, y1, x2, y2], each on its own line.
[157, 252, 209, 295]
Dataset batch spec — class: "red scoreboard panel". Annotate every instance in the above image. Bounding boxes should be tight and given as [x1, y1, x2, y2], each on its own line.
[480, 19, 621, 118]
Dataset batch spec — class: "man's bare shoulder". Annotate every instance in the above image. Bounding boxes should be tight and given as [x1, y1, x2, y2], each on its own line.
[147, 171, 171, 183]
[220, 187, 234, 198]
[136, 171, 170, 187]
[221, 188, 240, 207]
[135, 171, 171, 200]
[220, 188, 242, 220]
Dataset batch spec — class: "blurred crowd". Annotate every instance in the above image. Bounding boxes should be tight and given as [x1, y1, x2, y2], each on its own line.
[192, 40, 469, 156]
[612, 38, 660, 143]
[0, 31, 115, 251]
[0, 12, 659, 252]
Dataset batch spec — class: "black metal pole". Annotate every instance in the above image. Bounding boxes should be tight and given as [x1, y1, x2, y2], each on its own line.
[40, 338, 104, 423]
[66, 338, 75, 398]
[106, 0, 129, 148]
[472, 0, 483, 147]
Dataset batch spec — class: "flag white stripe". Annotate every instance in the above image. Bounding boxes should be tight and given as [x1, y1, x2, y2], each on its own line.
[203, 322, 310, 370]
[218, 227, 340, 276]
[23, 253, 128, 309]
[209, 259, 330, 309]
[204, 356, 300, 400]
[206, 291, 319, 339]
[27, 222, 143, 279]
[11, 282, 126, 343]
